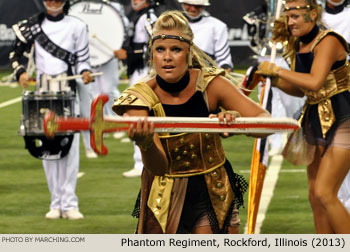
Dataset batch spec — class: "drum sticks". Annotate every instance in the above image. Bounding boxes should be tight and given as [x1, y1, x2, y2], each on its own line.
[48, 72, 103, 82]
[92, 33, 143, 54]
[92, 33, 115, 51]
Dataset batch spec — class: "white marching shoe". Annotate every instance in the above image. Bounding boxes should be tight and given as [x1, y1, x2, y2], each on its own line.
[85, 149, 98, 159]
[45, 209, 61, 219]
[122, 168, 142, 178]
[113, 132, 126, 139]
[62, 209, 84, 220]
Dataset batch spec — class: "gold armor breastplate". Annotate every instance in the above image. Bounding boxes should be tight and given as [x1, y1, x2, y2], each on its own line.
[160, 133, 226, 177]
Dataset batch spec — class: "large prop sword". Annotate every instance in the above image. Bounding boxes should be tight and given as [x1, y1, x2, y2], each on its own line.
[44, 94, 299, 155]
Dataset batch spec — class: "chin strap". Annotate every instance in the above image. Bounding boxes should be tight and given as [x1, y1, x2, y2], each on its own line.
[132, 0, 147, 10]
[43, 1, 65, 14]
[181, 4, 204, 20]
[327, 0, 345, 6]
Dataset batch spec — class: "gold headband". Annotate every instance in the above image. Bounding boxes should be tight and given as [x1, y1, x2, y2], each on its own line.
[284, 4, 311, 11]
[151, 34, 193, 45]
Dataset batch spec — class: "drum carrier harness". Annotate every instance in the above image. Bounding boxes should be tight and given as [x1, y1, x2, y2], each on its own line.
[13, 12, 77, 160]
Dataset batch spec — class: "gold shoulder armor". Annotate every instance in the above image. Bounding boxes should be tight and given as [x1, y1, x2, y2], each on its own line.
[196, 66, 226, 92]
[112, 91, 149, 116]
[311, 30, 349, 53]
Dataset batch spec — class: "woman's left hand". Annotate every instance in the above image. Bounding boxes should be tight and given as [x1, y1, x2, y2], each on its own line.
[209, 111, 240, 138]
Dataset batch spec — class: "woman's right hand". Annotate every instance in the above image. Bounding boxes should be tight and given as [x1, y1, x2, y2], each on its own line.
[256, 61, 281, 78]
[19, 72, 28, 89]
[209, 111, 240, 138]
[125, 113, 155, 151]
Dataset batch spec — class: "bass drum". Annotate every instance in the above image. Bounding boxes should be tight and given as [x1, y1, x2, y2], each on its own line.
[70, 1, 125, 67]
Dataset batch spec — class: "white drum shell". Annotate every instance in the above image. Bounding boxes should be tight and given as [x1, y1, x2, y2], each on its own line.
[70, 1, 125, 67]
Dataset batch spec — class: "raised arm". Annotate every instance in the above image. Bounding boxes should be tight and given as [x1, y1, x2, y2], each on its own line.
[278, 35, 347, 91]
[207, 75, 271, 138]
[257, 34, 348, 94]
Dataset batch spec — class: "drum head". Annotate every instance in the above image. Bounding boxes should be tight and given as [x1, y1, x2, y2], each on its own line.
[70, 1, 125, 67]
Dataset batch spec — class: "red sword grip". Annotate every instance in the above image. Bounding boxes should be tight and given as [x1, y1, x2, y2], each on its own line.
[44, 111, 90, 138]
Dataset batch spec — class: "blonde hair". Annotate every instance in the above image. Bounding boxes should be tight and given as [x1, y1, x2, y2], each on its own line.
[148, 10, 228, 77]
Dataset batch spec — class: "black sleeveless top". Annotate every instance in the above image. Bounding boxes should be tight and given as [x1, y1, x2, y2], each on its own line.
[150, 91, 211, 117]
[295, 49, 350, 144]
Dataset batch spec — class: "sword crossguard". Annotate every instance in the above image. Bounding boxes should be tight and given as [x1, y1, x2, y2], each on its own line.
[90, 94, 109, 155]
[89, 95, 130, 155]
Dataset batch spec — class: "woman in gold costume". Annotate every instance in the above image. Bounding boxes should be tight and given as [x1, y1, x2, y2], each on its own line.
[257, 0, 350, 233]
[112, 10, 270, 233]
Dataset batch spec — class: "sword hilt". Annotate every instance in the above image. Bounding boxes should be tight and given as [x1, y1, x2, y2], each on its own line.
[44, 111, 90, 138]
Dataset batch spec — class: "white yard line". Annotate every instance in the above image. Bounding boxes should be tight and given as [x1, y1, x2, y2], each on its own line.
[239, 168, 305, 173]
[0, 96, 21, 109]
[244, 155, 284, 234]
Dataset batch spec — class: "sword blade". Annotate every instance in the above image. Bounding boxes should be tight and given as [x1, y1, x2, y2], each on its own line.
[102, 115, 299, 134]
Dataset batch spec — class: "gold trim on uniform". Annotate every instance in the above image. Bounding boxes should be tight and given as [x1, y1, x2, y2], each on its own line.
[293, 30, 350, 138]
[159, 133, 225, 177]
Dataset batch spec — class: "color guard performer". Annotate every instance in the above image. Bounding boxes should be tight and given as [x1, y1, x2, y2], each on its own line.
[257, 0, 350, 233]
[112, 10, 270, 233]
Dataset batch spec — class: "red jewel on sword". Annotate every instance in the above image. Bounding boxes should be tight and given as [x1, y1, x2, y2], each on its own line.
[43, 94, 299, 155]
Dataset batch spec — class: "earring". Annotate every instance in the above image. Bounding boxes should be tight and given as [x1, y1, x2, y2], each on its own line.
[187, 48, 193, 67]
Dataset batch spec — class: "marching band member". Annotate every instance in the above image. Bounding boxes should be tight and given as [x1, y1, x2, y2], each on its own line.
[322, 0, 350, 52]
[119, 0, 159, 178]
[112, 10, 270, 233]
[9, 0, 93, 220]
[177, 0, 234, 71]
[90, 1, 130, 120]
[257, 0, 350, 233]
